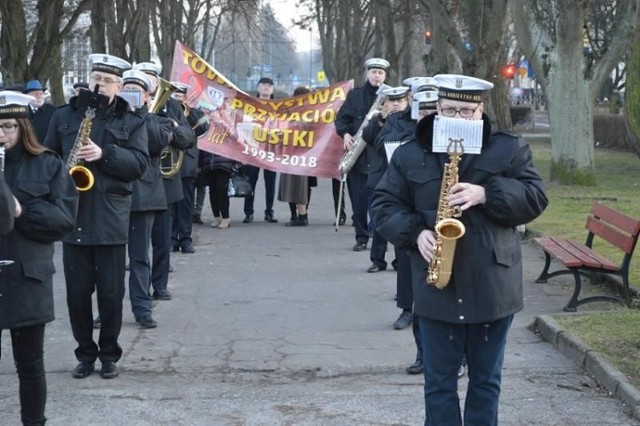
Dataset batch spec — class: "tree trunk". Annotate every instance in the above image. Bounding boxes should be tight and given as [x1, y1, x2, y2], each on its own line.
[0, 0, 29, 84]
[624, 26, 640, 160]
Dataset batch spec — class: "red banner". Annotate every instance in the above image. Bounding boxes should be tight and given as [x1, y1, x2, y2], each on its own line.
[170, 41, 353, 179]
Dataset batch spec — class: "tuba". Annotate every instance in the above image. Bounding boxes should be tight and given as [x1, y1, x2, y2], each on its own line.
[426, 138, 466, 289]
[150, 78, 184, 179]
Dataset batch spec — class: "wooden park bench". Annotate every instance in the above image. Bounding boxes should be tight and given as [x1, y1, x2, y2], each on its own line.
[534, 202, 640, 312]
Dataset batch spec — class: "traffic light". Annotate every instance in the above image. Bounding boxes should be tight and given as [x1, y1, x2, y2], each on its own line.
[424, 30, 432, 46]
[500, 64, 517, 79]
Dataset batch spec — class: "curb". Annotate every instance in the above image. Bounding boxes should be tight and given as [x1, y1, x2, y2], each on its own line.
[532, 315, 640, 420]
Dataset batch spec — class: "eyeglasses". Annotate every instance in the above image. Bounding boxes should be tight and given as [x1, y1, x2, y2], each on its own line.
[0, 123, 19, 134]
[439, 105, 479, 118]
[89, 75, 120, 85]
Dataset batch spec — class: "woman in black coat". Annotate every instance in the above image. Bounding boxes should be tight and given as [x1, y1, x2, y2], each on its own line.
[0, 91, 78, 426]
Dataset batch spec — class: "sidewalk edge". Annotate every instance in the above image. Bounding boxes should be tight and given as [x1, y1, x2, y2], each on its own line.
[532, 315, 640, 420]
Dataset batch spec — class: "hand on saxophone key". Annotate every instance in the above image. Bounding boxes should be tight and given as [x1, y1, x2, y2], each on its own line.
[76, 138, 103, 162]
[448, 183, 486, 211]
[343, 133, 355, 151]
[417, 229, 437, 263]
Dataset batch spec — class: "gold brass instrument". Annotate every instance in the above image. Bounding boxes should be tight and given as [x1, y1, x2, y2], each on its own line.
[150, 78, 184, 179]
[427, 138, 466, 289]
[66, 107, 96, 191]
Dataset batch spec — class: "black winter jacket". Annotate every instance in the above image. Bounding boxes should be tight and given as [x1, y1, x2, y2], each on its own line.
[0, 174, 15, 235]
[372, 114, 548, 323]
[0, 144, 78, 329]
[44, 94, 149, 245]
[161, 98, 195, 203]
[181, 107, 210, 179]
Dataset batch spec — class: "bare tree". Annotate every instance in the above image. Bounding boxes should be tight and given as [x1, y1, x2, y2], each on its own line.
[512, 0, 639, 185]
[624, 9, 640, 160]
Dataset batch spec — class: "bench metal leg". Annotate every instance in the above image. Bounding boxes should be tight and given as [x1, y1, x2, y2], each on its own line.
[564, 269, 626, 312]
[535, 251, 552, 283]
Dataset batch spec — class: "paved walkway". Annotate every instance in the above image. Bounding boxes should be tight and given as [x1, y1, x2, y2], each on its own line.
[0, 179, 637, 425]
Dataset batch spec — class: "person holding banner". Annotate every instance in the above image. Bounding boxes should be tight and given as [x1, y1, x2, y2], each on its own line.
[242, 77, 278, 224]
[335, 58, 390, 252]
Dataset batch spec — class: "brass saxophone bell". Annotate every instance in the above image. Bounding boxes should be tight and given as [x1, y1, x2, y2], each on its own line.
[69, 165, 95, 191]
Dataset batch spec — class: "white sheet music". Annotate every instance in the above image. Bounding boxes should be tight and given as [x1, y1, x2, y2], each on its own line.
[432, 115, 483, 155]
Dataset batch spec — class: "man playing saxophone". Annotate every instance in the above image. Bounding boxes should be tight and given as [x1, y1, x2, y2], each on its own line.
[44, 54, 149, 380]
[335, 57, 390, 251]
[372, 74, 548, 425]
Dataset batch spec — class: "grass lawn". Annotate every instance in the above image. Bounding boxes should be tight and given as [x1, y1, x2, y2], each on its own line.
[525, 137, 640, 388]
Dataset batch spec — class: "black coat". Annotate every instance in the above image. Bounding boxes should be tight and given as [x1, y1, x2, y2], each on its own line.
[131, 108, 172, 212]
[29, 103, 56, 143]
[161, 98, 195, 203]
[181, 107, 210, 179]
[372, 114, 548, 324]
[366, 108, 417, 190]
[0, 174, 15, 235]
[334, 81, 379, 175]
[0, 144, 78, 329]
[44, 94, 149, 245]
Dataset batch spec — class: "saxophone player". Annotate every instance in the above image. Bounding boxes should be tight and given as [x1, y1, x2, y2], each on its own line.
[372, 74, 548, 425]
[335, 57, 390, 251]
[44, 54, 150, 380]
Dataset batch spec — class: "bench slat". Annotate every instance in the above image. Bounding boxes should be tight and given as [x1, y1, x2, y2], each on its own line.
[592, 202, 640, 236]
[586, 216, 636, 254]
[563, 239, 619, 271]
[553, 238, 604, 269]
[534, 237, 582, 267]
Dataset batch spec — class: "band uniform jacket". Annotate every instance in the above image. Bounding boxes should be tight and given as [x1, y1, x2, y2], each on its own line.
[0, 144, 78, 329]
[180, 106, 210, 179]
[0, 174, 15, 235]
[44, 95, 149, 245]
[130, 108, 172, 213]
[334, 81, 379, 175]
[372, 114, 548, 324]
[160, 98, 195, 204]
[29, 103, 57, 143]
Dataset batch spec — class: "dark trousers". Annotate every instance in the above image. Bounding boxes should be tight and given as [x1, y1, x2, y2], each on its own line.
[244, 165, 276, 216]
[128, 211, 155, 320]
[346, 169, 369, 244]
[63, 243, 125, 363]
[0, 324, 47, 426]
[194, 173, 208, 216]
[151, 207, 172, 292]
[205, 169, 231, 218]
[396, 249, 413, 310]
[172, 177, 196, 247]
[332, 178, 346, 220]
[419, 315, 514, 426]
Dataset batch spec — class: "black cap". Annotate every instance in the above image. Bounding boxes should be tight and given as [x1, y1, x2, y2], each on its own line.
[258, 77, 274, 86]
[73, 82, 89, 89]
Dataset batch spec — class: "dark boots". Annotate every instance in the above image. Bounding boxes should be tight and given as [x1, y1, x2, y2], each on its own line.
[285, 214, 308, 227]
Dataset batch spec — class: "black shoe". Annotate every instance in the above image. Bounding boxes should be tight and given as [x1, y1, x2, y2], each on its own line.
[285, 214, 308, 227]
[93, 316, 101, 329]
[406, 358, 424, 375]
[72, 361, 95, 379]
[264, 214, 278, 223]
[192, 214, 204, 224]
[153, 289, 172, 300]
[181, 243, 195, 254]
[367, 263, 386, 273]
[100, 361, 119, 379]
[171, 244, 180, 252]
[353, 242, 367, 252]
[338, 213, 346, 226]
[391, 258, 398, 271]
[137, 315, 158, 329]
[393, 311, 412, 330]
[243, 214, 254, 223]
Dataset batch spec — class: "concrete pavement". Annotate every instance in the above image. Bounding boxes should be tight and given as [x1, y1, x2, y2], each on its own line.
[0, 178, 637, 425]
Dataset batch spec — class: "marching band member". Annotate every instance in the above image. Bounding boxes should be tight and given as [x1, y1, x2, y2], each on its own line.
[122, 70, 172, 328]
[170, 82, 209, 252]
[133, 62, 194, 300]
[334, 57, 390, 251]
[24, 80, 56, 143]
[44, 54, 149, 379]
[372, 74, 548, 425]
[0, 91, 77, 425]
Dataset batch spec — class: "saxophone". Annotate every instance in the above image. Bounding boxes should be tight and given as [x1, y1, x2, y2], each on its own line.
[427, 138, 466, 289]
[66, 107, 96, 192]
[338, 84, 390, 174]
